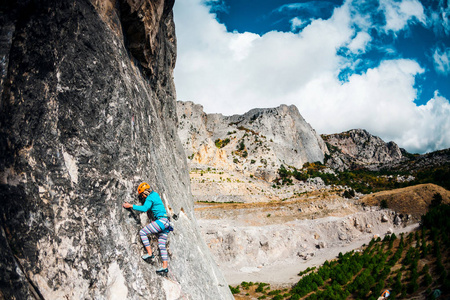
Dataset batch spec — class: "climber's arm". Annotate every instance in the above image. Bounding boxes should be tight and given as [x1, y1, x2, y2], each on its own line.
[132, 198, 152, 212]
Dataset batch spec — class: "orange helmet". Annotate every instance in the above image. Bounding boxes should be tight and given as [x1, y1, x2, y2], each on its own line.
[137, 182, 150, 195]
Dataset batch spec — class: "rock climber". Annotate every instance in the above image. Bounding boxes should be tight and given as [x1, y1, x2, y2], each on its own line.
[123, 182, 171, 275]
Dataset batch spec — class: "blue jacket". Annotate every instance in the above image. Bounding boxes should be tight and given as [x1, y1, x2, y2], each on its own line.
[133, 191, 168, 219]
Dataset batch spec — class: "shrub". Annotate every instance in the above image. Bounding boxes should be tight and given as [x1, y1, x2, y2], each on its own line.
[423, 273, 432, 287]
[237, 140, 245, 151]
[407, 280, 419, 294]
[429, 192, 443, 209]
[256, 283, 268, 293]
[229, 285, 240, 294]
[215, 138, 230, 148]
[267, 289, 281, 296]
[343, 189, 355, 198]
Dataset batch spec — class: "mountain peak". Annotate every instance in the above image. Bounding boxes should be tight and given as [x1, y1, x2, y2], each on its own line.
[177, 101, 328, 180]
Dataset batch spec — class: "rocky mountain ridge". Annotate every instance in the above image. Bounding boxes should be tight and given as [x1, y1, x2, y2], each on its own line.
[0, 1, 231, 299]
[177, 100, 449, 206]
[178, 101, 449, 177]
[324, 130, 450, 173]
[177, 101, 328, 181]
[322, 129, 405, 171]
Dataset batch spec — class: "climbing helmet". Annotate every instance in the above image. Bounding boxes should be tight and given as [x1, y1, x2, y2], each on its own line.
[137, 182, 150, 195]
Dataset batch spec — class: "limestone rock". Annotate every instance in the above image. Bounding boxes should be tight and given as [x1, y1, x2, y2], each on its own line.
[0, 1, 232, 299]
[338, 233, 347, 241]
[177, 101, 329, 177]
[316, 242, 326, 249]
[323, 129, 405, 171]
[298, 252, 315, 260]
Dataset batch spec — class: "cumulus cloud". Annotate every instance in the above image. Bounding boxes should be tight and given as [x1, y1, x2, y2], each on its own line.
[173, 0, 450, 153]
[401, 92, 450, 153]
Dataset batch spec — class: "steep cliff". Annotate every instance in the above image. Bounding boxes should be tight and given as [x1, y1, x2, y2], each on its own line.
[0, 1, 232, 299]
[177, 101, 328, 181]
[323, 129, 405, 171]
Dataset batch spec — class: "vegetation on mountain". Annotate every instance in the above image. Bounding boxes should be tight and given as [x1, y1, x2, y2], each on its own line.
[275, 161, 450, 194]
[215, 138, 231, 148]
[232, 200, 450, 299]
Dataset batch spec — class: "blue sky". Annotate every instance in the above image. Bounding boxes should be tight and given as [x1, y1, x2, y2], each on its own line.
[173, 0, 450, 154]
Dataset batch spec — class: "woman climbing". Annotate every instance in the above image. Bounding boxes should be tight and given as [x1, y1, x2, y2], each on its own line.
[123, 182, 171, 275]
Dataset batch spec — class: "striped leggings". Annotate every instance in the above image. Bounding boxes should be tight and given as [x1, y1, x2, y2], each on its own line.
[139, 218, 170, 261]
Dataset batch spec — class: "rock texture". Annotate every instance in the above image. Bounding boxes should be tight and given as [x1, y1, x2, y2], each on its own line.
[177, 101, 329, 181]
[322, 129, 405, 171]
[0, 1, 231, 299]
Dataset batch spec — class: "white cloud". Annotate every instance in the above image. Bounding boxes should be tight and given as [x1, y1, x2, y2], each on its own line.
[290, 17, 307, 31]
[433, 46, 450, 75]
[346, 31, 371, 53]
[379, 0, 426, 33]
[228, 32, 259, 61]
[401, 92, 450, 153]
[173, 0, 450, 153]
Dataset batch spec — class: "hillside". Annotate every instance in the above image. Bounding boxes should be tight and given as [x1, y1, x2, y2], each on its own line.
[362, 184, 450, 217]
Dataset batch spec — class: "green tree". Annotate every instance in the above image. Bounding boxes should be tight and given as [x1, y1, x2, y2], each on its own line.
[429, 192, 443, 208]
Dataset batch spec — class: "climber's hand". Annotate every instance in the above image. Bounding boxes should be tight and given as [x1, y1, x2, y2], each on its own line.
[122, 202, 133, 209]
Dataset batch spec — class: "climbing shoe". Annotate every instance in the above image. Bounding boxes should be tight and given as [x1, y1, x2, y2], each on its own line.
[156, 268, 169, 275]
[141, 254, 154, 261]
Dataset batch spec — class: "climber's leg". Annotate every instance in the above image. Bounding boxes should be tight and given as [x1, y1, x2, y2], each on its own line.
[140, 222, 161, 255]
[158, 232, 169, 262]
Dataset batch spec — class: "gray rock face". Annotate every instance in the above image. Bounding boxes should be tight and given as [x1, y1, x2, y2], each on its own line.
[393, 148, 450, 172]
[323, 129, 405, 171]
[0, 1, 231, 299]
[177, 101, 328, 178]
